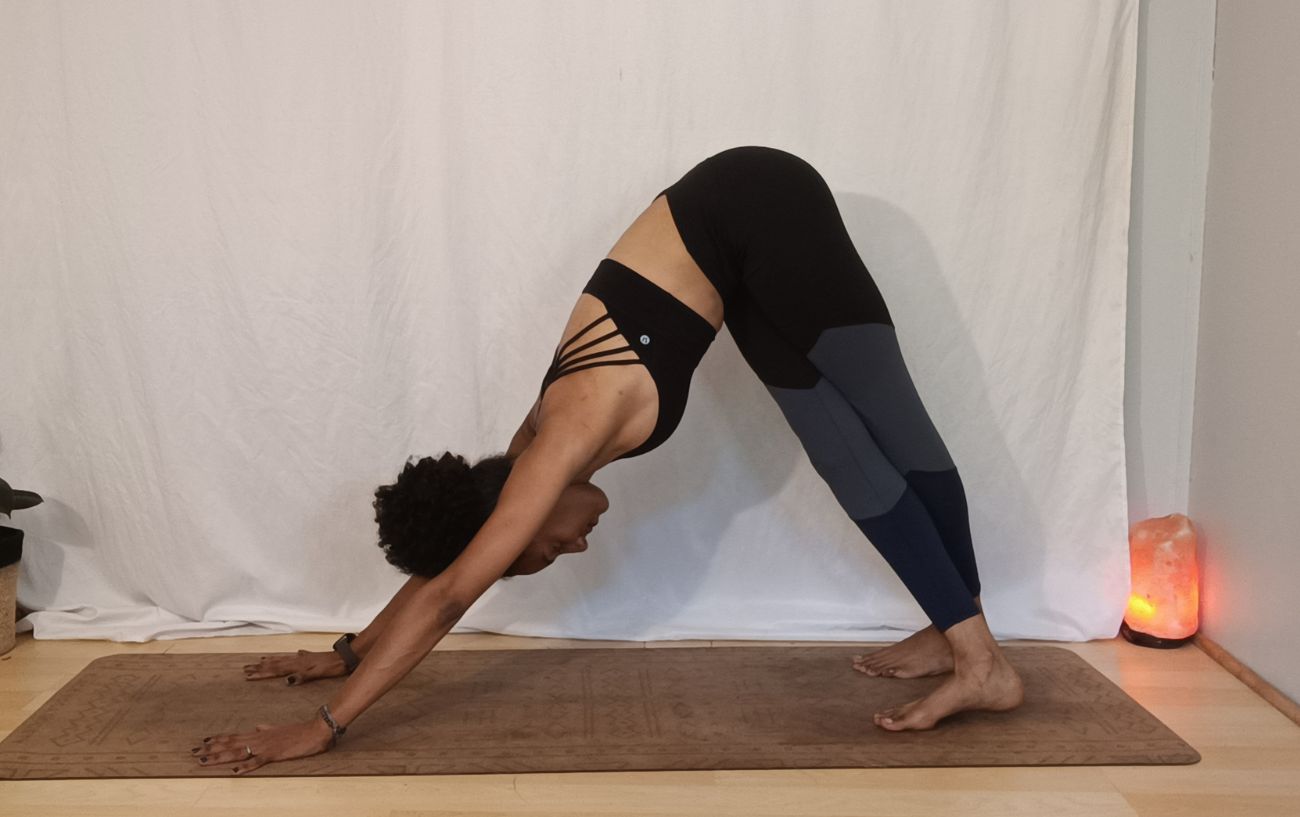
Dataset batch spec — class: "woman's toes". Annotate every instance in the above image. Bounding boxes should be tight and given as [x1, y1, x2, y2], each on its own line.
[853, 655, 883, 675]
[876, 700, 925, 730]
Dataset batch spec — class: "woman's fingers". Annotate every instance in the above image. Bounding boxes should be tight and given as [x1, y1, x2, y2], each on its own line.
[196, 745, 244, 766]
[194, 720, 335, 775]
[243, 655, 292, 680]
[247, 661, 313, 685]
[231, 753, 269, 775]
[241, 650, 339, 683]
[288, 655, 342, 685]
[285, 661, 319, 686]
[194, 732, 259, 766]
[242, 662, 279, 680]
[286, 663, 329, 685]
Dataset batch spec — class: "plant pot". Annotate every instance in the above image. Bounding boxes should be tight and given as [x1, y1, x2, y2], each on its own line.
[0, 525, 23, 656]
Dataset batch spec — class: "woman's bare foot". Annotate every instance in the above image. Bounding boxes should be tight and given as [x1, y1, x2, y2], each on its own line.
[851, 625, 954, 678]
[850, 597, 983, 679]
[872, 650, 1023, 731]
[870, 613, 1025, 731]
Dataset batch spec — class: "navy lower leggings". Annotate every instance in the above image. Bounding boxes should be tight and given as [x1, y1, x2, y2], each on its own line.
[660, 146, 982, 633]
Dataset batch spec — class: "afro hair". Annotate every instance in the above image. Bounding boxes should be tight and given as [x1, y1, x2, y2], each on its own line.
[372, 450, 514, 578]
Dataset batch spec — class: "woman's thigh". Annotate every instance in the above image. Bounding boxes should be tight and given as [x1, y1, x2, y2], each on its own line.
[706, 147, 956, 463]
[711, 148, 895, 353]
[725, 284, 901, 515]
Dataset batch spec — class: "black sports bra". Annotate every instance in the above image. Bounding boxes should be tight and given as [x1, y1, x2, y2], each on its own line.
[535, 258, 718, 459]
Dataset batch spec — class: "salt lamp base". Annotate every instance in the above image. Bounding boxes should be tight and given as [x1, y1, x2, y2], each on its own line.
[1120, 619, 1195, 649]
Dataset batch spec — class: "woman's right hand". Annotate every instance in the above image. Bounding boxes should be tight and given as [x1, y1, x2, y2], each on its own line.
[243, 649, 350, 686]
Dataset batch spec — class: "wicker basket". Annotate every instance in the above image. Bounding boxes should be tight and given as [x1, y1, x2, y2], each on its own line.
[0, 560, 16, 656]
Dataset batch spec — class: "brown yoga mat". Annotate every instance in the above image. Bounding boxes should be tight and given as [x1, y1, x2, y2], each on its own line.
[0, 645, 1198, 779]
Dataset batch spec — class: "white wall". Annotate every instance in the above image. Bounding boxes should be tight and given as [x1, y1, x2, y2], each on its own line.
[1189, 0, 1300, 704]
[2, 2, 1140, 644]
[1130, 0, 1299, 705]
[1125, 0, 1215, 524]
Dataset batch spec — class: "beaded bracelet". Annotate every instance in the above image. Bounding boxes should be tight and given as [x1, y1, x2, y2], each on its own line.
[318, 703, 347, 743]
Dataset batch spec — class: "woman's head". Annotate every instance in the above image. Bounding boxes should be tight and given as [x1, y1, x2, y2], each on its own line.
[503, 480, 609, 577]
[372, 451, 513, 578]
[372, 450, 609, 580]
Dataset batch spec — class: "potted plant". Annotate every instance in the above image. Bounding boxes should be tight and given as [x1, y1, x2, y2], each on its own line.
[1, 476, 43, 655]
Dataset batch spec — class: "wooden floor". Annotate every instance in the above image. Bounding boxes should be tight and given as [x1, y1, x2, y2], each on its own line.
[1, 630, 1297, 817]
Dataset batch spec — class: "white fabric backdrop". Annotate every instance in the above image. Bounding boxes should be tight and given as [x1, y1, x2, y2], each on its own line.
[0, 0, 1136, 643]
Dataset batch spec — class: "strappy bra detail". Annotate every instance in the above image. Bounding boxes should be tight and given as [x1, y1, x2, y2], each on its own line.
[536, 258, 718, 460]
[539, 313, 639, 392]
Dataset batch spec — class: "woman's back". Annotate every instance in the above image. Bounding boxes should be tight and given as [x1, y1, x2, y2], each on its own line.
[526, 193, 726, 472]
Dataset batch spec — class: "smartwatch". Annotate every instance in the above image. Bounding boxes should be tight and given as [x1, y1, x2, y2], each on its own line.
[331, 632, 361, 674]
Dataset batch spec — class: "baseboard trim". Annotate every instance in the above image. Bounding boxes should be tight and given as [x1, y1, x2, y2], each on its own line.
[1194, 633, 1300, 726]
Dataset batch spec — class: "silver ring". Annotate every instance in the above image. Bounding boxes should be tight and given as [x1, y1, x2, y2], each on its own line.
[244, 745, 254, 758]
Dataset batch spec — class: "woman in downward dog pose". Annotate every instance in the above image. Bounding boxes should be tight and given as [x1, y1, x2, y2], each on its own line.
[193, 146, 1023, 774]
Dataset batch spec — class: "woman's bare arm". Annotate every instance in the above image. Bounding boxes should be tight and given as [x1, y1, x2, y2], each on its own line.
[244, 574, 433, 684]
[354, 396, 540, 657]
[499, 398, 535, 460]
[348, 574, 430, 660]
[506, 405, 538, 459]
[319, 417, 609, 730]
[355, 401, 537, 656]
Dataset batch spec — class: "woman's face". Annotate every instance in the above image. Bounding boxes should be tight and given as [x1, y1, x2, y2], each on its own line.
[503, 481, 609, 577]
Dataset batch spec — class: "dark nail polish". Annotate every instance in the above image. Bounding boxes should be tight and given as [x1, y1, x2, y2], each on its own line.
[199, 756, 207, 763]
[203, 736, 212, 743]
[191, 747, 199, 754]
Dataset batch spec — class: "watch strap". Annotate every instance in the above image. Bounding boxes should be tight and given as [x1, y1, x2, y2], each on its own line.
[332, 632, 361, 673]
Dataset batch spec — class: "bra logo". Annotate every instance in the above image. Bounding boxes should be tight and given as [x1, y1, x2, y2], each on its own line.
[640, 334, 650, 345]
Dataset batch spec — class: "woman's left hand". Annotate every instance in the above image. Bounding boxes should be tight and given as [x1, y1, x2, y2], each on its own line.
[191, 717, 334, 775]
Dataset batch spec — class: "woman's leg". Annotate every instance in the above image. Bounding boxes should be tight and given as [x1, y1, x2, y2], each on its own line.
[726, 291, 980, 634]
[728, 274, 1023, 731]
[716, 150, 982, 630]
[715, 146, 1022, 729]
[704, 147, 982, 602]
[805, 321, 983, 602]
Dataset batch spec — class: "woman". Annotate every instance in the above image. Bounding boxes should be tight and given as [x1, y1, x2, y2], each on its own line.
[192, 146, 1023, 774]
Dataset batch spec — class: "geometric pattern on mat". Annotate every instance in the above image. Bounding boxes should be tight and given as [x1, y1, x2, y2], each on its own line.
[0, 645, 1199, 779]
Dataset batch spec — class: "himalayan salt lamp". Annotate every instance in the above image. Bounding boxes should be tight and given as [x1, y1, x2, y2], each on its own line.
[1121, 513, 1200, 648]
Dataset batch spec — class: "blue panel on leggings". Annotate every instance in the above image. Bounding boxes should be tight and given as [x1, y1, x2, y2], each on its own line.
[807, 323, 955, 474]
[763, 379, 907, 518]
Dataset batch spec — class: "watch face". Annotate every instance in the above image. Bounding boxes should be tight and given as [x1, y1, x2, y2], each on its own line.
[333, 635, 360, 671]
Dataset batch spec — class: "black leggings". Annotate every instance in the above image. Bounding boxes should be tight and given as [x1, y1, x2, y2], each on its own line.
[660, 146, 982, 633]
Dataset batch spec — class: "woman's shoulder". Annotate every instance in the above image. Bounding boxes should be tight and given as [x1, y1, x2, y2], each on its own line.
[537, 362, 659, 468]
[531, 289, 661, 469]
